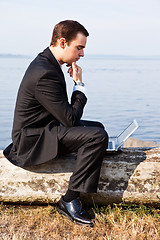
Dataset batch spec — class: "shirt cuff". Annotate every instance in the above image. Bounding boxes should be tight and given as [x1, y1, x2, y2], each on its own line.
[73, 85, 87, 96]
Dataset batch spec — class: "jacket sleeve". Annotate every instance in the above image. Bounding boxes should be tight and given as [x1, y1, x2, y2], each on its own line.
[35, 70, 87, 127]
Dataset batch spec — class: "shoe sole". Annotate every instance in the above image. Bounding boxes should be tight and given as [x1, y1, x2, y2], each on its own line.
[57, 207, 94, 227]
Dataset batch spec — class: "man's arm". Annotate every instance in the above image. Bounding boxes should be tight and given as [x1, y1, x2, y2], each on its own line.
[35, 69, 87, 127]
[67, 62, 87, 95]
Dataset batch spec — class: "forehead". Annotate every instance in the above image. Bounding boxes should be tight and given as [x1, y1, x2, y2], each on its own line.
[70, 32, 87, 46]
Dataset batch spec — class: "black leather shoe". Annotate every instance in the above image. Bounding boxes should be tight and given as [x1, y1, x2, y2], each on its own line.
[57, 197, 94, 227]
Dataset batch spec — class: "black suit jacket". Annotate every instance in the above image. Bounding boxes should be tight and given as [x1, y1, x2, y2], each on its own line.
[3, 47, 87, 167]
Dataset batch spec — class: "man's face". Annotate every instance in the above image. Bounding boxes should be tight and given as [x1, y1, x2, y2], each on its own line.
[62, 32, 87, 66]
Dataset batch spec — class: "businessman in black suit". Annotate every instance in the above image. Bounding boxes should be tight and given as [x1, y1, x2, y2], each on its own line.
[4, 20, 108, 226]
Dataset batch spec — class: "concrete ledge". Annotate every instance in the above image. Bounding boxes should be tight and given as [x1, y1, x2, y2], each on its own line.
[0, 148, 160, 206]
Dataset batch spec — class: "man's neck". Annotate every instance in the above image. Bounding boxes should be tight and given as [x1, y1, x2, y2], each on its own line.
[49, 46, 64, 65]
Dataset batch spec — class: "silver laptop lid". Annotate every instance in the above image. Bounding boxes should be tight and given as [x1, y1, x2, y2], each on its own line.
[117, 119, 139, 148]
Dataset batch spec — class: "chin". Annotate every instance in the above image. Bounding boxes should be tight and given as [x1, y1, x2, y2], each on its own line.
[66, 60, 73, 65]
[66, 59, 77, 66]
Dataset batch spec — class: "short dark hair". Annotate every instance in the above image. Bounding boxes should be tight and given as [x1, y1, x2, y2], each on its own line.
[50, 20, 89, 46]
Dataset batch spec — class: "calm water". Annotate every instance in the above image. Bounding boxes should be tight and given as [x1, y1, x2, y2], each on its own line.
[0, 54, 160, 149]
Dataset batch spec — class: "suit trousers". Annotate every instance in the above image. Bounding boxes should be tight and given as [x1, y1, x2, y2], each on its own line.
[57, 120, 108, 193]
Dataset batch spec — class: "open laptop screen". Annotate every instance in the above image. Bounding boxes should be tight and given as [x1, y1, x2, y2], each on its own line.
[117, 119, 138, 147]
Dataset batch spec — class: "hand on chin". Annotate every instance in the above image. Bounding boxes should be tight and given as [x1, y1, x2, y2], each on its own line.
[66, 61, 74, 67]
[66, 59, 78, 67]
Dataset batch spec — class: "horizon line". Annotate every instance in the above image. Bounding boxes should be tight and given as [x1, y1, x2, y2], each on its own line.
[0, 53, 160, 60]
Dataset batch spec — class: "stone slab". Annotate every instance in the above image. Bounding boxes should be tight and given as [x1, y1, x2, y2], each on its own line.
[0, 148, 160, 206]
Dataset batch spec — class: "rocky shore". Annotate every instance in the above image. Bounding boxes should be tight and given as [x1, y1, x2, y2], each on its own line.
[124, 137, 160, 148]
[0, 138, 160, 206]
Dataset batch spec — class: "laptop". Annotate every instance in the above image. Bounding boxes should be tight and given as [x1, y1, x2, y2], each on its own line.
[106, 119, 139, 152]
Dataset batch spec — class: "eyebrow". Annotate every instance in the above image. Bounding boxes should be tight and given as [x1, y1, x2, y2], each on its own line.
[77, 45, 85, 48]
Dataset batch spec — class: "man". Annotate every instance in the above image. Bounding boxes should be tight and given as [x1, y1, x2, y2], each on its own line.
[4, 20, 108, 226]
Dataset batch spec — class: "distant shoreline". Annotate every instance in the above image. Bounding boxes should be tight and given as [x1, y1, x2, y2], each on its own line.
[0, 54, 31, 59]
[1, 53, 160, 61]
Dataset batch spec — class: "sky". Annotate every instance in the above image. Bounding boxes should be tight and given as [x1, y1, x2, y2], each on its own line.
[0, 0, 160, 56]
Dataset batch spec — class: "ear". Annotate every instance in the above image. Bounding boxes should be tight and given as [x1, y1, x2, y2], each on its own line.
[59, 38, 67, 49]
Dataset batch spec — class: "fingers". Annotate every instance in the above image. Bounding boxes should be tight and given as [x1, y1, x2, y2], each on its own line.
[67, 67, 73, 77]
[67, 62, 77, 78]
[72, 62, 78, 73]
[72, 62, 76, 69]
[67, 62, 82, 82]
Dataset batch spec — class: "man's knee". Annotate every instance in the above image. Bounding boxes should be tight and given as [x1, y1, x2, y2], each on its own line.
[90, 121, 105, 129]
[98, 128, 108, 143]
[95, 121, 105, 129]
[92, 127, 108, 145]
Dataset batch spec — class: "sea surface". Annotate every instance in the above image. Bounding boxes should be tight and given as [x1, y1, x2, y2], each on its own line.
[0, 54, 160, 149]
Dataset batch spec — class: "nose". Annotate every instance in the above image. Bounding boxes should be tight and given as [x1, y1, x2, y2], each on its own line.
[80, 49, 84, 57]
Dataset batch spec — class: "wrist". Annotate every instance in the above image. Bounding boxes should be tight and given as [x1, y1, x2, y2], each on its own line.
[75, 81, 85, 87]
